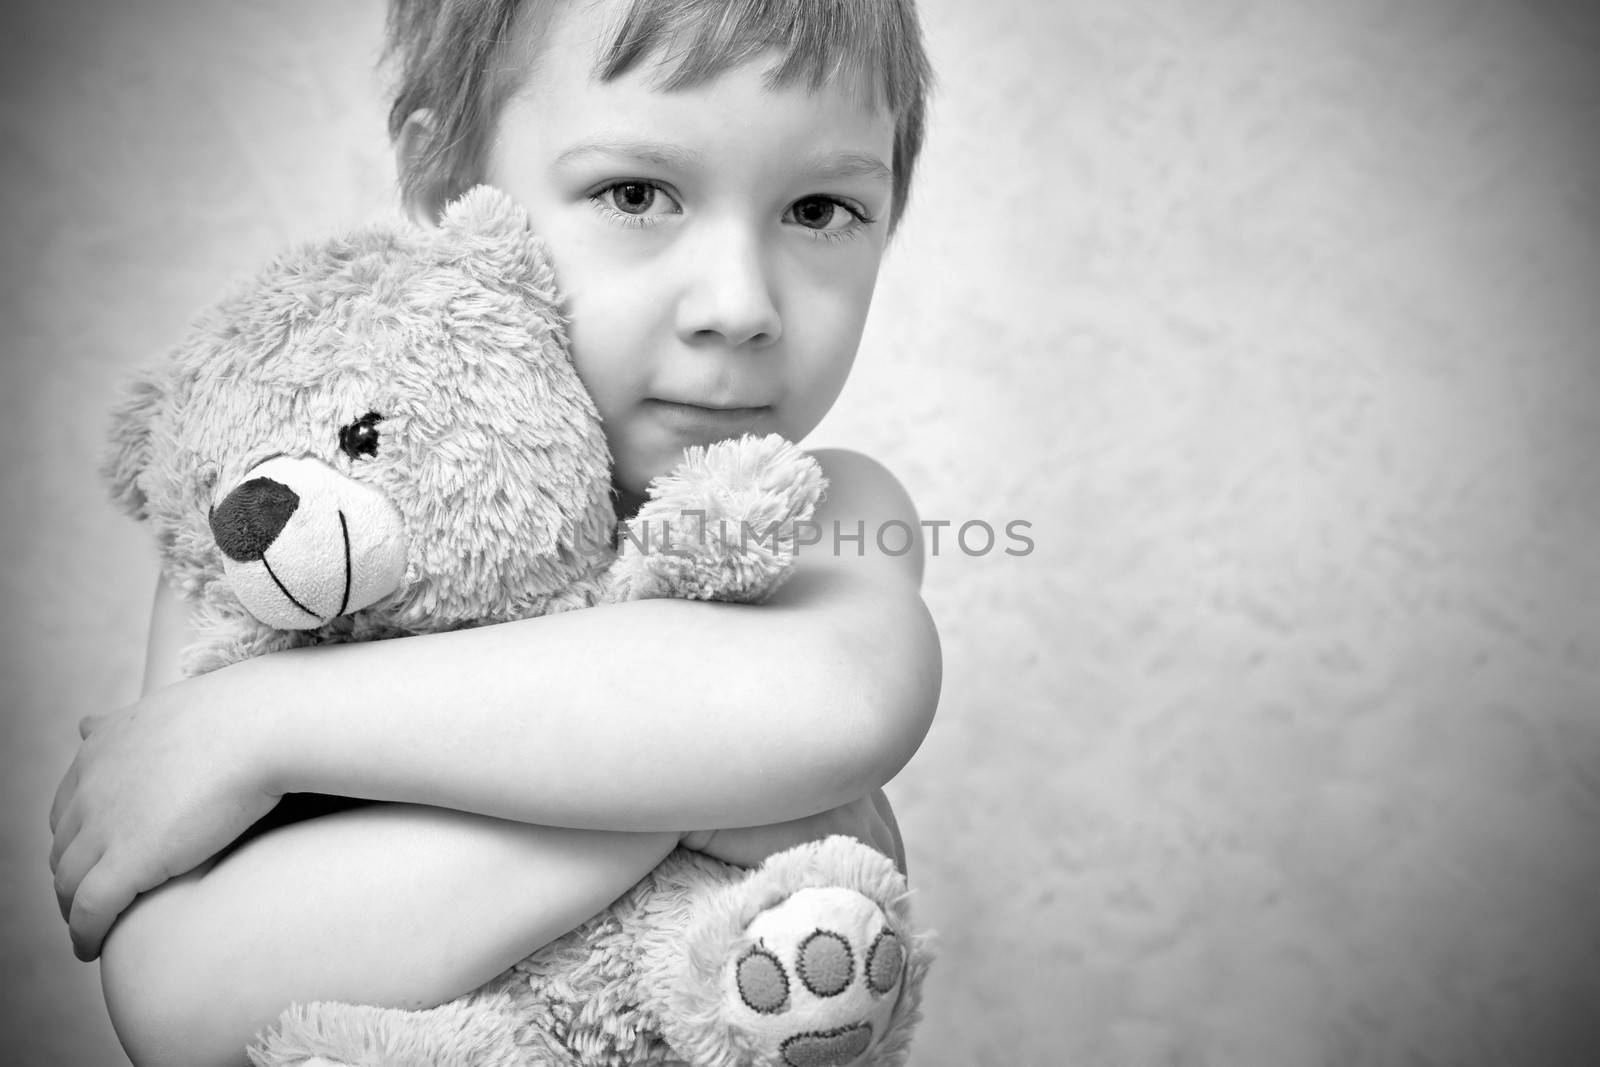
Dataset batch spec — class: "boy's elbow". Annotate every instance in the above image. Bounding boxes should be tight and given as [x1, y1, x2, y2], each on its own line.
[826, 592, 941, 793]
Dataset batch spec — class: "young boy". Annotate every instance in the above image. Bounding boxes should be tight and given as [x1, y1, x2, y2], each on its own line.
[50, 0, 939, 1063]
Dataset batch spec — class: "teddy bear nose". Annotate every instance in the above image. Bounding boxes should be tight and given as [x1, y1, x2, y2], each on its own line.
[209, 476, 300, 562]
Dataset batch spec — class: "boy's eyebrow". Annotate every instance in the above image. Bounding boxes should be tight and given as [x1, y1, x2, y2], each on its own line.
[554, 138, 703, 172]
[553, 139, 892, 184]
[800, 150, 894, 184]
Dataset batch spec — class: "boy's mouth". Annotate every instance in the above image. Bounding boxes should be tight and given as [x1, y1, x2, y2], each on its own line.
[645, 398, 772, 436]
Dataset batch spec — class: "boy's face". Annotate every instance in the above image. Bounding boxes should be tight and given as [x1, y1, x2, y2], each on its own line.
[481, 0, 896, 502]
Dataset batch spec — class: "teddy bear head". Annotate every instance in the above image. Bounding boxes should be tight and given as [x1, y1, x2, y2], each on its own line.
[104, 187, 617, 670]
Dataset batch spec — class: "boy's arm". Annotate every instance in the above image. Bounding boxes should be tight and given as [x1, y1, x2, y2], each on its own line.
[276, 448, 939, 826]
[101, 806, 681, 1067]
[98, 512, 910, 1059]
[102, 591, 678, 1062]
[141, 576, 195, 697]
[54, 448, 940, 954]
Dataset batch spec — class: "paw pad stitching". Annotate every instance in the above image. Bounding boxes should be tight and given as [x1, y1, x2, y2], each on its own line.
[865, 929, 905, 994]
[797, 929, 855, 998]
[736, 946, 791, 1014]
[780, 1023, 874, 1067]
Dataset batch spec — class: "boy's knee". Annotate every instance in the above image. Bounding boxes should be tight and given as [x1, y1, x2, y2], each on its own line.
[101, 878, 249, 1067]
[101, 935, 181, 1066]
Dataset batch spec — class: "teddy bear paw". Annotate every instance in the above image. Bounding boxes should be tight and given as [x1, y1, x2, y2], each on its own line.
[729, 886, 908, 1067]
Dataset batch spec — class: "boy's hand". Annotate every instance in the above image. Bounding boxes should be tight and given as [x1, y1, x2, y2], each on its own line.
[49, 683, 279, 961]
[682, 789, 907, 875]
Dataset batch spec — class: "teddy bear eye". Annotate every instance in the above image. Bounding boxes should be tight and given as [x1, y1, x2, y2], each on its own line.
[338, 411, 384, 460]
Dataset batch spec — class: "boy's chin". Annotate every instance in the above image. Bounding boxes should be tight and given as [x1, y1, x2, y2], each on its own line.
[610, 452, 672, 510]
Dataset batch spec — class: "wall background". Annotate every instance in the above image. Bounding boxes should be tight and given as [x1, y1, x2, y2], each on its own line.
[4, 1, 1598, 1064]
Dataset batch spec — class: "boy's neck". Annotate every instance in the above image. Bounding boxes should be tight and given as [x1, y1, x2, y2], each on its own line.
[612, 484, 648, 524]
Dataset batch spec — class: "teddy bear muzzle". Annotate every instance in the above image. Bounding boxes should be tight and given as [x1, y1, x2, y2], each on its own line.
[209, 455, 406, 630]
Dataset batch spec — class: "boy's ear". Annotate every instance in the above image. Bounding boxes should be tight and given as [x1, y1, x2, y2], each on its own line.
[102, 363, 167, 521]
[395, 109, 451, 225]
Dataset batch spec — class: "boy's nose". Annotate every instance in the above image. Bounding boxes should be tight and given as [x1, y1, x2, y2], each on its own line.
[675, 226, 781, 349]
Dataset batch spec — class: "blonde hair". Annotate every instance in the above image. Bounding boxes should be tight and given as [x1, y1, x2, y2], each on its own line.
[385, 0, 932, 230]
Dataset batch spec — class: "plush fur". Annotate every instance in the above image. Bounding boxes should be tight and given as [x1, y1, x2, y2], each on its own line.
[104, 186, 930, 1067]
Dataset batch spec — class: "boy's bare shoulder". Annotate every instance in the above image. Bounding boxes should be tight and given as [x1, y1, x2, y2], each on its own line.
[807, 448, 920, 520]
[802, 448, 926, 588]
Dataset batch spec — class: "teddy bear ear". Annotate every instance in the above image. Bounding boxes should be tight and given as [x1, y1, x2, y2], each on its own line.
[435, 184, 556, 292]
[101, 363, 167, 520]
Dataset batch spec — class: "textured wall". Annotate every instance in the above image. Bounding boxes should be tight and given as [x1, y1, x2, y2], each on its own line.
[4, 1, 1599, 1064]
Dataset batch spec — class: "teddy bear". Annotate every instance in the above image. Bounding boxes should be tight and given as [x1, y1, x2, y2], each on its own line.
[102, 185, 930, 1067]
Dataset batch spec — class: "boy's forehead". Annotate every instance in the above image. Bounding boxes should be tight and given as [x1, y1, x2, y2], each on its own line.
[507, 0, 889, 116]
[500, 0, 893, 161]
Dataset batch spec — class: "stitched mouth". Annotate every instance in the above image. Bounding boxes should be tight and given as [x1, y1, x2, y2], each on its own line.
[260, 509, 352, 624]
[336, 510, 352, 616]
[261, 555, 320, 624]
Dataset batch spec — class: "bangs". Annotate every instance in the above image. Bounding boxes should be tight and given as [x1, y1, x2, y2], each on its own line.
[387, 0, 932, 229]
[597, 0, 927, 117]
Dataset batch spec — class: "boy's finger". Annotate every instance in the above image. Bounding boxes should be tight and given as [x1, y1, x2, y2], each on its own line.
[70, 862, 130, 962]
[48, 764, 78, 833]
[48, 805, 83, 874]
[52, 836, 98, 923]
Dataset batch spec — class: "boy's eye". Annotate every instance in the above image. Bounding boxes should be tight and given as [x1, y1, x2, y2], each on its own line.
[785, 195, 869, 234]
[595, 181, 679, 218]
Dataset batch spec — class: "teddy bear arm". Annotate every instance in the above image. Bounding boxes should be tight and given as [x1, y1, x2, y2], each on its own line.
[624, 840, 932, 1067]
[605, 435, 826, 605]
